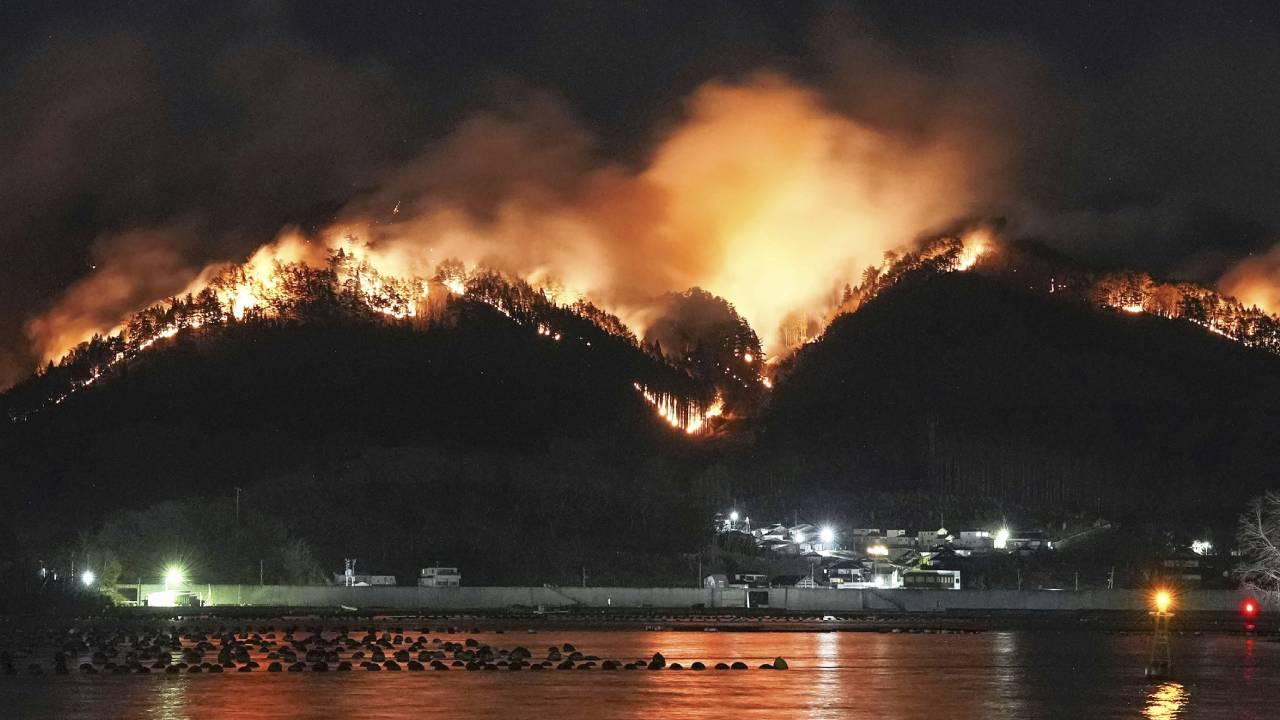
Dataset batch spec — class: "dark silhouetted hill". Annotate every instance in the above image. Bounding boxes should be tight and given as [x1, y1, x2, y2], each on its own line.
[756, 271, 1280, 520]
[0, 298, 707, 521]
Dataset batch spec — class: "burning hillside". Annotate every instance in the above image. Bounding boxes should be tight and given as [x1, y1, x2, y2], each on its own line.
[11, 219, 1280, 434]
[5, 236, 725, 434]
[21, 74, 1003, 381]
[9, 74, 1280, 432]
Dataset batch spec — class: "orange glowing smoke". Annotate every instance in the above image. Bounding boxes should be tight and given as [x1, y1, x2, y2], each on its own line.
[1219, 243, 1280, 315]
[28, 73, 1001, 369]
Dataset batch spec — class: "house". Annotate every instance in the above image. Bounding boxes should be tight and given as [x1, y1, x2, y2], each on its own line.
[761, 540, 793, 554]
[1007, 530, 1054, 552]
[956, 531, 994, 552]
[917, 530, 943, 547]
[925, 547, 963, 571]
[903, 569, 962, 590]
[1156, 549, 1203, 585]
[418, 566, 461, 587]
[759, 524, 789, 541]
[729, 572, 769, 588]
[703, 574, 728, 589]
[771, 575, 818, 589]
[867, 561, 902, 589]
[788, 524, 819, 545]
[333, 572, 397, 586]
[826, 560, 865, 588]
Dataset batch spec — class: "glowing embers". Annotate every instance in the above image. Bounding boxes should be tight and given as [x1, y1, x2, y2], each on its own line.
[634, 384, 721, 435]
[954, 228, 993, 271]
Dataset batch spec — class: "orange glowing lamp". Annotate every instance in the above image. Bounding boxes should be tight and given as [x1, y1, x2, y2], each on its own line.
[1153, 589, 1172, 614]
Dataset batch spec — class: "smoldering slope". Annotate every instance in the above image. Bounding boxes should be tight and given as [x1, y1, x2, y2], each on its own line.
[26, 73, 1006, 366]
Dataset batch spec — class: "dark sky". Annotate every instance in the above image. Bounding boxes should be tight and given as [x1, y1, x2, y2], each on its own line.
[2, 0, 1279, 388]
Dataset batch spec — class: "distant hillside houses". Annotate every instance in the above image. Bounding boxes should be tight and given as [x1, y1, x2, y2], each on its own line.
[713, 512, 1078, 590]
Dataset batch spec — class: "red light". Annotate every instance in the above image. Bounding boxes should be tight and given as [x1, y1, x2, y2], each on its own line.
[1241, 599, 1259, 618]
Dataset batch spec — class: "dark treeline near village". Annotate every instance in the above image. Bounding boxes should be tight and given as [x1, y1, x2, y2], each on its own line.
[4, 240, 1280, 598]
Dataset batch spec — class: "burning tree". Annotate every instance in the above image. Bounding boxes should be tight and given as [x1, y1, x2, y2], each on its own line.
[643, 288, 764, 412]
[1236, 490, 1280, 604]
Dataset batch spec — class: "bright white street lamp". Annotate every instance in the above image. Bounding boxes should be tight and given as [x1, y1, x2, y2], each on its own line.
[81, 570, 95, 587]
[995, 527, 1011, 550]
[728, 510, 739, 523]
[164, 566, 185, 590]
[819, 526, 836, 545]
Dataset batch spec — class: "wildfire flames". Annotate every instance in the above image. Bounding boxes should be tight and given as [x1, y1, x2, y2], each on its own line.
[14, 73, 1280, 431]
[17, 213, 1280, 434]
[635, 384, 724, 435]
[27, 73, 997, 371]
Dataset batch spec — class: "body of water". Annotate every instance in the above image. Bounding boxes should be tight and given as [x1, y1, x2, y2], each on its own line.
[1, 628, 1273, 719]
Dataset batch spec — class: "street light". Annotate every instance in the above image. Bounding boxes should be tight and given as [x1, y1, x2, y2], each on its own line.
[1147, 587, 1175, 678]
[819, 526, 836, 545]
[994, 527, 1010, 550]
[729, 510, 739, 523]
[81, 570, 95, 587]
[164, 566, 185, 590]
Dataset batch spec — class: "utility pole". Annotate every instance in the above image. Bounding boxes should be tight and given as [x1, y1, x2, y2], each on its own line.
[1074, 572, 1079, 591]
[259, 559, 264, 586]
[1108, 566, 1115, 590]
[234, 487, 243, 525]
[581, 566, 587, 588]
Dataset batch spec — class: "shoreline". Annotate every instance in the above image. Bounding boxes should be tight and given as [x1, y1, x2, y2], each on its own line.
[3, 607, 1272, 635]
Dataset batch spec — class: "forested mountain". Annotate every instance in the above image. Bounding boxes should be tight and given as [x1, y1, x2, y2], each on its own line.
[0, 287, 721, 587]
[754, 270, 1280, 522]
[4, 237, 1280, 589]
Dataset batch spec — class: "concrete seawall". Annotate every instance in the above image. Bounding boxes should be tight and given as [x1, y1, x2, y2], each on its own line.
[136, 584, 1256, 613]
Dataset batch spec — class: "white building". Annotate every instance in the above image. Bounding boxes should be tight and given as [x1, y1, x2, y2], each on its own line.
[869, 561, 902, 589]
[418, 566, 461, 587]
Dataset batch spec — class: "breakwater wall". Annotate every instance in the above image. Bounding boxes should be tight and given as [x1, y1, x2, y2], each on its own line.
[134, 584, 1257, 613]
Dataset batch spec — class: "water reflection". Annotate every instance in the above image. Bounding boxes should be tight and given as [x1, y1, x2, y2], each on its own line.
[1144, 682, 1188, 719]
[2, 631, 1271, 719]
[804, 632, 841, 720]
[145, 680, 189, 720]
[988, 631, 1027, 718]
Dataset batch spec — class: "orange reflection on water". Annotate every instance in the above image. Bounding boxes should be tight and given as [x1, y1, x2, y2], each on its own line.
[1144, 682, 1188, 719]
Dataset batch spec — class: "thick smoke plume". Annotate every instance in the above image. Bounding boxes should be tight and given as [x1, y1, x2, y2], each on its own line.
[1220, 243, 1280, 315]
[27, 73, 1002, 366]
[26, 225, 203, 364]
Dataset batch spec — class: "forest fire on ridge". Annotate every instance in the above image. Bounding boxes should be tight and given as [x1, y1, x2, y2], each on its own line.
[13, 215, 1280, 434]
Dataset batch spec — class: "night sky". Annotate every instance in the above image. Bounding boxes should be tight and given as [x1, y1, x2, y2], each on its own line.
[2, 1, 1279, 388]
